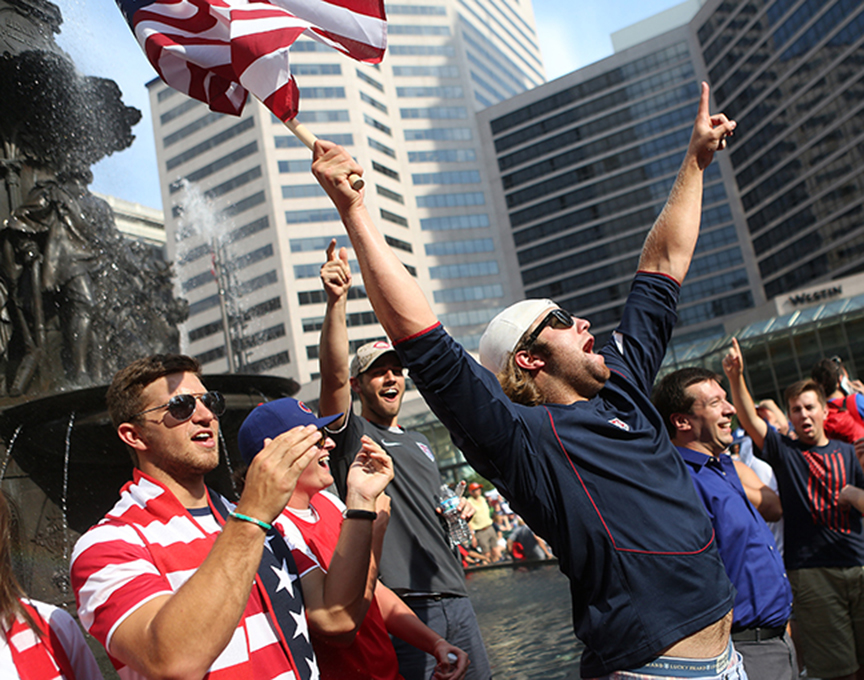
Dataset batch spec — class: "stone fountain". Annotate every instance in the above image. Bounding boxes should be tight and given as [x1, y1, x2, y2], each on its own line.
[0, 0, 299, 610]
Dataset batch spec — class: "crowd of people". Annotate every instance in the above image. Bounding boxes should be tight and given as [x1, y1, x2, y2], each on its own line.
[2, 80, 864, 680]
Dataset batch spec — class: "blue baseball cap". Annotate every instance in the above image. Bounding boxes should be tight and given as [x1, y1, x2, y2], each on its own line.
[237, 398, 342, 464]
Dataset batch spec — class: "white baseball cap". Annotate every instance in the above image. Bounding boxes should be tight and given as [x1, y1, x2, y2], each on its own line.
[479, 299, 557, 375]
[350, 340, 400, 378]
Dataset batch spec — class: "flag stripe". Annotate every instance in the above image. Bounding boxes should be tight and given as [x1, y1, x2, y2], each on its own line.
[118, 0, 386, 122]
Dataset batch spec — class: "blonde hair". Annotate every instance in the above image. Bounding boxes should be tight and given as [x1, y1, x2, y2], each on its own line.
[497, 350, 544, 407]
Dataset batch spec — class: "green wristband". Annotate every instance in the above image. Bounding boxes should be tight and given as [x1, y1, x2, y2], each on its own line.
[229, 511, 272, 531]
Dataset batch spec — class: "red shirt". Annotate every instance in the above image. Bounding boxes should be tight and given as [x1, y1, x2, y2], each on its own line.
[276, 491, 403, 680]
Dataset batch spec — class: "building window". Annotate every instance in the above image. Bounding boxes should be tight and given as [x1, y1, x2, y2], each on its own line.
[171, 142, 258, 189]
[361, 91, 388, 113]
[405, 127, 472, 141]
[364, 114, 392, 136]
[386, 4, 446, 15]
[236, 270, 278, 295]
[429, 261, 499, 279]
[357, 69, 384, 91]
[244, 351, 291, 373]
[381, 209, 408, 227]
[279, 159, 312, 173]
[195, 345, 226, 366]
[425, 238, 494, 256]
[205, 166, 262, 199]
[401, 107, 467, 120]
[296, 110, 350, 123]
[276, 133, 353, 148]
[160, 99, 200, 124]
[376, 185, 404, 204]
[164, 111, 223, 147]
[390, 44, 455, 56]
[372, 161, 400, 180]
[420, 214, 490, 231]
[282, 184, 326, 199]
[369, 138, 396, 158]
[408, 149, 476, 163]
[295, 261, 359, 278]
[384, 234, 413, 252]
[285, 208, 341, 224]
[388, 25, 451, 36]
[397, 86, 463, 98]
[417, 192, 484, 208]
[413, 170, 481, 185]
[189, 320, 222, 343]
[433, 284, 503, 303]
[166, 118, 254, 170]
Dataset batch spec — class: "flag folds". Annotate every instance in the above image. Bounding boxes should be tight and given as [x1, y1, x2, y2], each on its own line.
[117, 0, 386, 121]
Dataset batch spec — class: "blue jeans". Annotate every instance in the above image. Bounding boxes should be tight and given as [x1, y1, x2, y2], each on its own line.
[392, 595, 492, 680]
[590, 641, 748, 680]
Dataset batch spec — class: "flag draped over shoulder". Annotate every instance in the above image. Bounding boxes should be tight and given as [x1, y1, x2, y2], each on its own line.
[116, 0, 387, 121]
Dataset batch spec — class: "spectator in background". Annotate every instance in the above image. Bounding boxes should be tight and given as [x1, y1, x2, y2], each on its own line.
[508, 518, 553, 562]
[726, 338, 864, 680]
[465, 484, 501, 562]
[812, 357, 864, 466]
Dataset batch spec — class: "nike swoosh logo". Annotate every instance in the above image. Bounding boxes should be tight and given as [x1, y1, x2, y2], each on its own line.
[380, 441, 402, 446]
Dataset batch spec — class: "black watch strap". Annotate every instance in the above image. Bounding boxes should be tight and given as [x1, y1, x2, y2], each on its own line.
[343, 508, 378, 521]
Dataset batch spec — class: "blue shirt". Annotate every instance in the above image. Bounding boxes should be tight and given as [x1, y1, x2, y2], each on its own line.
[677, 447, 792, 630]
[396, 273, 734, 676]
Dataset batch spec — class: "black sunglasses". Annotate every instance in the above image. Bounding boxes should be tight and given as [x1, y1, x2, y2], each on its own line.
[132, 391, 226, 422]
[523, 308, 574, 347]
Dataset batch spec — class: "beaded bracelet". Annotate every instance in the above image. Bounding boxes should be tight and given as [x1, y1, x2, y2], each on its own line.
[228, 511, 272, 532]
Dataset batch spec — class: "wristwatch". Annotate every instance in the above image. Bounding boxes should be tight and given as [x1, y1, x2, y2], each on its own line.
[343, 508, 378, 521]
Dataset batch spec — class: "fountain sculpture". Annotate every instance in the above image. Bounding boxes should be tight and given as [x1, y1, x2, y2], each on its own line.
[0, 0, 299, 609]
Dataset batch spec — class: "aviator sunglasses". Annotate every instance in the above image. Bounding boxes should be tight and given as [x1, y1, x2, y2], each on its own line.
[131, 391, 226, 422]
[523, 308, 574, 347]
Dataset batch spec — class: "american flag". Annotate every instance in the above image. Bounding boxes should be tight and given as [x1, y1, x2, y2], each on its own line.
[116, 0, 387, 121]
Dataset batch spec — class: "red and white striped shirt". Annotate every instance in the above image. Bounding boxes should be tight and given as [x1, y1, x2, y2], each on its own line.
[71, 470, 318, 680]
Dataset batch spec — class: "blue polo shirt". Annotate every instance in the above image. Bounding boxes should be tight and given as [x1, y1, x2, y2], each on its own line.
[677, 446, 792, 631]
[396, 273, 734, 676]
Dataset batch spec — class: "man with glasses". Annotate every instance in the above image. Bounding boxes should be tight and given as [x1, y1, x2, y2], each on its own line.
[312, 84, 744, 678]
[70, 354, 322, 680]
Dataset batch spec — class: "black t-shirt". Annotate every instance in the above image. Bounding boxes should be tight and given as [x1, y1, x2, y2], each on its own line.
[327, 410, 468, 597]
[761, 427, 864, 570]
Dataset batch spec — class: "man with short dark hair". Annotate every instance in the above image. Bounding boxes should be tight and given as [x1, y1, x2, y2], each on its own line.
[312, 83, 743, 678]
[726, 338, 864, 680]
[71, 354, 323, 680]
[653, 367, 794, 679]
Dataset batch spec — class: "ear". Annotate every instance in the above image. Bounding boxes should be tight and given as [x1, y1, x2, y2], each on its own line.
[514, 349, 545, 373]
[117, 422, 149, 452]
[670, 412, 693, 434]
[349, 376, 361, 394]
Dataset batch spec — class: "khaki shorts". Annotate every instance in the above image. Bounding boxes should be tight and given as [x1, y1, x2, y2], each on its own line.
[789, 566, 864, 678]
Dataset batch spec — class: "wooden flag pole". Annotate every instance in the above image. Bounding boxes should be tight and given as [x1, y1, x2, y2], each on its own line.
[283, 118, 364, 190]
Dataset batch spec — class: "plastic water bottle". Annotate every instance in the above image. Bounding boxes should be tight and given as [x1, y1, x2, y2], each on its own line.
[438, 481, 471, 548]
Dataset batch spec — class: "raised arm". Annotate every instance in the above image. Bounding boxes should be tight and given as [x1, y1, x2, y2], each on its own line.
[319, 239, 353, 426]
[723, 337, 767, 450]
[732, 459, 782, 522]
[302, 438, 393, 641]
[312, 141, 437, 342]
[638, 82, 736, 283]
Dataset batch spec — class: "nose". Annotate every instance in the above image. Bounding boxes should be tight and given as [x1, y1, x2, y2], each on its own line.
[193, 398, 217, 422]
[724, 400, 736, 415]
[575, 317, 590, 333]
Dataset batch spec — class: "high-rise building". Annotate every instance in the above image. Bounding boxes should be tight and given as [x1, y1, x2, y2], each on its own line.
[476, 0, 864, 352]
[148, 0, 545, 383]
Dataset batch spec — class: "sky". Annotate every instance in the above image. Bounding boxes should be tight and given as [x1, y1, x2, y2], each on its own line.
[52, 0, 685, 211]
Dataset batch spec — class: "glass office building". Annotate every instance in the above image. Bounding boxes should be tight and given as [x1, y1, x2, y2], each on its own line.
[477, 0, 864, 351]
[700, 0, 864, 300]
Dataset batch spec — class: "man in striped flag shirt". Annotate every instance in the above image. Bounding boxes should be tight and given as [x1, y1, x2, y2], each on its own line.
[71, 354, 340, 680]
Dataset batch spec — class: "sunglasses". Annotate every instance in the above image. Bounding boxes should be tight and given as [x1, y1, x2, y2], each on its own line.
[132, 391, 226, 422]
[523, 308, 574, 347]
